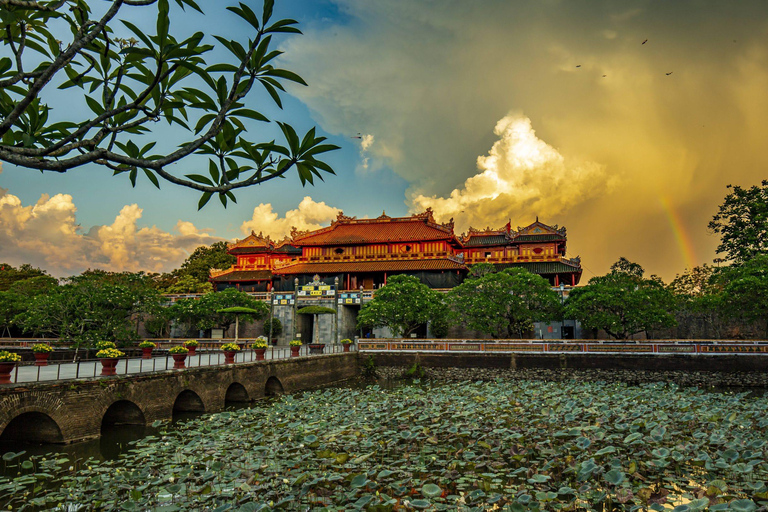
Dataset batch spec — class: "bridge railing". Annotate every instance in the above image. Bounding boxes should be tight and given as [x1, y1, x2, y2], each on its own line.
[1, 344, 357, 385]
[358, 339, 768, 355]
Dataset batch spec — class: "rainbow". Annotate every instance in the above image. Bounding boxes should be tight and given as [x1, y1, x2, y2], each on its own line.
[658, 196, 698, 271]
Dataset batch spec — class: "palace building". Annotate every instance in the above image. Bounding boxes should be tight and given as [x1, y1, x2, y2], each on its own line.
[209, 209, 582, 292]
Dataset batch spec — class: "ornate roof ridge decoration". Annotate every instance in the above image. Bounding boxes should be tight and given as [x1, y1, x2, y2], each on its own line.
[513, 218, 567, 238]
[291, 208, 456, 243]
[460, 221, 513, 242]
[228, 230, 275, 251]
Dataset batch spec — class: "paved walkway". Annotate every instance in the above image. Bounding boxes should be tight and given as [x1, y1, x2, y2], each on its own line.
[6, 345, 351, 384]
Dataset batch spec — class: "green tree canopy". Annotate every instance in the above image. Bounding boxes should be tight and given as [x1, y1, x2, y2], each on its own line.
[157, 241, 234, 293]
[0, 263, 49, 291]
[565, 258, 677, 339]
[356, 275, 444, 338]
[169, 288, 267, 333]
[449, 266, 561, 339]
[0, 0, 338, 208]
[15, 270, 162, 346]
[717, 255, 768, 338]
[668, 264, 727, 339]
[708, 180, 768, 264]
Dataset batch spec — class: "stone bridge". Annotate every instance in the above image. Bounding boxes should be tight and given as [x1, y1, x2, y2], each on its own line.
[0, 353, 358, 444]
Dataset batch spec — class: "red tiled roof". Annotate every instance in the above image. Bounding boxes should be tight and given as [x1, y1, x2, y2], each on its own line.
[274, 258, 466, 275]
[292, 217, 455, 246]
[210, 270, 272, 282]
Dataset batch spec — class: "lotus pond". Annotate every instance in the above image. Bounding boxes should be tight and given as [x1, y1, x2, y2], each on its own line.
[2, 379, 768, 511]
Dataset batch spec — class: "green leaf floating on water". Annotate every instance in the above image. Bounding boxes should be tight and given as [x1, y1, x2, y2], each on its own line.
[3, 379, 768, 510]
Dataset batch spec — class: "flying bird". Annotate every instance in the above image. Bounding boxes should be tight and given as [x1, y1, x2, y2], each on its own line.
[642, 39, 648, 44]
[351, 133, 362, 139]
[576, 65, 581, 68]
[665, 72, 673, 76]
[602, 74, 607, 77]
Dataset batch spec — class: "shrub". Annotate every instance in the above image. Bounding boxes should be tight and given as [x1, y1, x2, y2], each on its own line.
[96, 348, 125, 358]
[95, 341, 116, 350]
[340, 338, 353, 344]
[138, 341, 156, 349]
[0, 351, 22, 363]
[221, 343, 240, 351]
[290, 340, 303, 347]
[169, 346, 189, 355]
[184, 340, 199, 347]
[251, 340, 268, 349]
[31, 343, 54, 353]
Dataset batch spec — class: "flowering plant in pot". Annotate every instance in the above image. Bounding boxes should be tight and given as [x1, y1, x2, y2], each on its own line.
[221, 342, 240, 364]
[340, 339, 353, 352]
[95, 348, 125, 376]
[0, 351, 22, 384]
[31, 343, 54, 366]
[289, 339, 302, 357]
[168, 346, 189, 369]
[138, 341, 156, 359]
[251, 339, 268, 361]
[183, 340, 199, 356]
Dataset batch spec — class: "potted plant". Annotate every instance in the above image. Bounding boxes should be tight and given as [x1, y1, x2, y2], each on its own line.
[138, 341, 156, 359]
[252, 337, 268, 361]
[290, 339, 302, 357]
[221, 342, 240, 364]
[168, 346, 189, 369]
[340, 338, 353, 353]
[95, 348, 125, 376]
[0, 351, 22, 384]
[183, 340, 199, 356]
[31, 343, 54, 366]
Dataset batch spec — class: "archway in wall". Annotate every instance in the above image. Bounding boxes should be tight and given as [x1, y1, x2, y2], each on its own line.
[101, 401, 145, 430]
[173, 390, 205, 420]
[0, 412, 64, 444]
[225, 383, 249, 405]
[100, 401, 147, 459]
[265, 376, 284, 396]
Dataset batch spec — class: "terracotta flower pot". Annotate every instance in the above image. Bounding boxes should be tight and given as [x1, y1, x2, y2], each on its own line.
[342, 344, 351, 353]
[290, 346, 301, 357]
[100, 358, 119, 376]
[224, 351, 237, 364]
[0, 362, 16, 384]
[34, 352, 50, 366]
[172, 353, 187, 369]
[308, 344, 325, 355]
[254, 348, 266, 361]
[186, 346, 197, 356]
[142, 347, 153, 359]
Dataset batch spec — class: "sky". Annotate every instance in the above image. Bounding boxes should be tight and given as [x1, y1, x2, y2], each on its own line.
[2, 0, 768, 282]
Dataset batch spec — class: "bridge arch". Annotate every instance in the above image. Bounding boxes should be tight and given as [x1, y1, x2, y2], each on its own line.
[101, 400, 145, 431]
[265, 376, 284, 396]
[225, 382, 249, 405]
[0, 411, 64, 444]
[173, 389, 205, 417]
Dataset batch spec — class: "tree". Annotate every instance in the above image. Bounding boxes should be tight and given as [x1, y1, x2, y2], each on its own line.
[356, 275, 444, 338]
[565, 258, 677, 339]
[449, 267, 561, 339]
[168, 288, 267, 334]
[15, 271, 163, 346]
[668, 264, 727, 339]
[0, 0, 338, 208]
[158, 241, 234, 293]
[717, 255, 768, 338]
[0, 263, 49, 291]
[708, 180, 768, 263]
[0, 274, 58, 336]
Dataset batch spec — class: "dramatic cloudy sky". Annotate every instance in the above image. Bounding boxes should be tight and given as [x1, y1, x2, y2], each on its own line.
[2, 0, 768, 281]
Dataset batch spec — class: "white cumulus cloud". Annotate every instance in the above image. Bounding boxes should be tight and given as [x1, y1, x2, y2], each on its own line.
[0, 183, 220, 276]
[240, 196, 341, 239]
[412, 113, 614, 232]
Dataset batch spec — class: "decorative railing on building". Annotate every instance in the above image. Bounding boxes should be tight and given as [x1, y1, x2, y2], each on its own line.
[358, 339, 768, 355]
